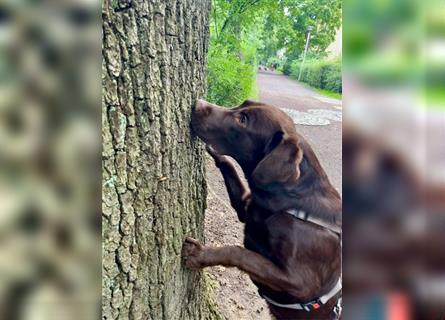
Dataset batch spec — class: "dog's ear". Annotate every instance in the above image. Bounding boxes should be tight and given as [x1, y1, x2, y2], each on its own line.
[239, 100, 261, 108]
[252, 131, 303, 186]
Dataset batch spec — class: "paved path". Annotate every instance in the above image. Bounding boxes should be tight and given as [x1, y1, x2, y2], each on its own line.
[258, 70, 342, 192]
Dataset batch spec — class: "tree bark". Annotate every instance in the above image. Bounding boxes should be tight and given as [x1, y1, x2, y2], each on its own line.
[102, 1, 219, 319]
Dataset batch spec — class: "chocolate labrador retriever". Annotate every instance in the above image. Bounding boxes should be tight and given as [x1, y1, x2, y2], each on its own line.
[183, 99, 342, 320]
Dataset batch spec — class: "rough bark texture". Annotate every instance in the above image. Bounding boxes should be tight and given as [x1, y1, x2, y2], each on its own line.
[102, 1, 219, 319]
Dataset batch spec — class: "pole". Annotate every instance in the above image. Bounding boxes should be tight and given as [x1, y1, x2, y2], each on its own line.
[298, 28, 312, 81]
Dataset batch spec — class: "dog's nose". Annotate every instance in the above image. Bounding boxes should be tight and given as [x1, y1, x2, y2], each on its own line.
[195, 99, 212, 117]
[196, 99, 209, 109]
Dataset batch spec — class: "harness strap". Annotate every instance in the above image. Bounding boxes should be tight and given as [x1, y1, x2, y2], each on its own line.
[261, 278, 342, 311]
[285, 209, 342, 235]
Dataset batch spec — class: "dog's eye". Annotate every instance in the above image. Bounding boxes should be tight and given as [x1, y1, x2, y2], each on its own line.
[239, 113, 247, 124]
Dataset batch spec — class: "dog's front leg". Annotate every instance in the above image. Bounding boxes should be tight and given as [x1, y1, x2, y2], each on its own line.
[206, 146, 250, 223]
[182, 238, 310, 299]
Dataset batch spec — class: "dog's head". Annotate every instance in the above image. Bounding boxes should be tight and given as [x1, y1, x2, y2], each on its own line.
[191, 99, 303, 186]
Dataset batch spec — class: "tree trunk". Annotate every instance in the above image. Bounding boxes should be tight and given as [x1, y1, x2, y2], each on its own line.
[102, 1, 219, 319]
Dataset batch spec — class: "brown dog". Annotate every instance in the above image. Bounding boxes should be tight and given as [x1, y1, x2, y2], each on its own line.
[183, 99, 342, 319]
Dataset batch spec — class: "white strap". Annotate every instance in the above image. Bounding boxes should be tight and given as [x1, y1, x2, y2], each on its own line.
[261, 295, 305, 310]
[285, 209, 342, 235]
[319, 278, 342, 304]
[262, 278, 342, 311]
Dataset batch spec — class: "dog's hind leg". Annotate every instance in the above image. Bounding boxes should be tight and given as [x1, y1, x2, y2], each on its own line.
[206, 146, 250, 222]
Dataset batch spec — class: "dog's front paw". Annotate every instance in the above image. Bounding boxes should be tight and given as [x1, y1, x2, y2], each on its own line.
[182, 237, 206, 270]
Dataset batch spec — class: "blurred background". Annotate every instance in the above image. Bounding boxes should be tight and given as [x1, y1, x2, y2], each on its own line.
[343, 0, 445, 319]
[0, 0, 101, 319]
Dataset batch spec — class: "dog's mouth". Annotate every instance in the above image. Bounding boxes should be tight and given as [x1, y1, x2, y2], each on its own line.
[190, 113, 208, 139]
[192, 129, 224, 154]
[190, 109, 219, 138]
[190, 119, 228, 155]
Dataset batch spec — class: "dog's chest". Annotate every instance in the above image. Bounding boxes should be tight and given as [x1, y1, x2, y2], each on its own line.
[243, 209, 273, 259]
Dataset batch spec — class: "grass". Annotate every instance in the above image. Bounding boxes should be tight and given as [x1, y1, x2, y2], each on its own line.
[294, 80, 342, 100]
[249, 73, 259, 100]
[313, 87, 342, 100]
[286, 66, 342, 100]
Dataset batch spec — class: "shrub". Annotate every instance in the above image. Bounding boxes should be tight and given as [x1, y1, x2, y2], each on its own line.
[324, 63, 342, 93]
[306, 61, 325, 87]
[282, 59, 293, 75]
[266, 56, 284, 71]
[289, 59, 342, 93]
[290, 60, 301, 78]
[206, 45, 255, 107]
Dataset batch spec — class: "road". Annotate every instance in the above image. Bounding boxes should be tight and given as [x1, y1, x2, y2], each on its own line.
[204, 71, 342, 320]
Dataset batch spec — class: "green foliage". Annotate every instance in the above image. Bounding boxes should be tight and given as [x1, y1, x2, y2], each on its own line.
[324, 63, 342, 92]
[207, 45, 255, 107]
[206, 0, 342, 105]
[266, 56, 284, 70]
[258, 0, 342, 67]
[291, 59, 342, 93]
[206, 0, 271, 107]
[282, 58, 294, 75]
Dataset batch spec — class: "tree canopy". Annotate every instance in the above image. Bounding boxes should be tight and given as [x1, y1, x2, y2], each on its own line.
[207, 0, 341, 106]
